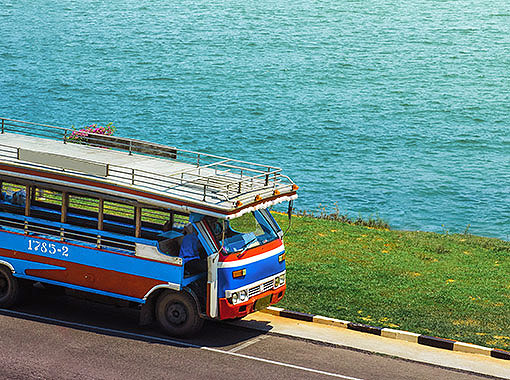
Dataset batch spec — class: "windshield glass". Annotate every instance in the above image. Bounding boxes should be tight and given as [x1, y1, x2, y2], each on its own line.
[222, 211, 278, 254]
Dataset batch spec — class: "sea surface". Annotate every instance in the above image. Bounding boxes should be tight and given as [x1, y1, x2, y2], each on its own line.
[1, 0, 509, 239]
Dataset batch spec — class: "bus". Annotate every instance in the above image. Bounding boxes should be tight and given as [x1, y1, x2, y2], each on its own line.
[0, 117, 298, 336]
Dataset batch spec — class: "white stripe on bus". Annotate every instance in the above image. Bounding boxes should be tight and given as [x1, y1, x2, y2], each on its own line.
[217, 243, 284, 269]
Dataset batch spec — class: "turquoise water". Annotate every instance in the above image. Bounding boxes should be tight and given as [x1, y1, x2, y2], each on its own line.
[1, 0, 509, 239]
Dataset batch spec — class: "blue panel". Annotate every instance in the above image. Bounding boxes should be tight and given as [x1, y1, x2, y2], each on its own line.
[217, 249, 285, 298]
[0, 228, 184, 287]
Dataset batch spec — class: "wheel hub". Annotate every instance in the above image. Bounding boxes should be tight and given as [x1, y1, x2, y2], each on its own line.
[166, 302, 187, 325]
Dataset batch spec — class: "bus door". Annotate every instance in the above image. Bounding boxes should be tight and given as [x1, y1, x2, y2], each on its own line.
[192, 218, 220, 319]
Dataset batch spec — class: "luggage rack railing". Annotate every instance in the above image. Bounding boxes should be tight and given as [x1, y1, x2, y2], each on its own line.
[0, 118, 296, 204]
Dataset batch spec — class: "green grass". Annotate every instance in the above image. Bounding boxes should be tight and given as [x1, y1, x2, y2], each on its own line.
[272, 212, 510, 350]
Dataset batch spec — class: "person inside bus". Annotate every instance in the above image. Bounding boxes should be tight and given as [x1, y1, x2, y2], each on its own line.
[179, 224, 207, 274]
[0, 189, 26, 206]
[12, 190, 26, 206]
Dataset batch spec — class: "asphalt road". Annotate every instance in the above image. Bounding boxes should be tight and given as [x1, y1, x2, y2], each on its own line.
[0, 289, 502, 380]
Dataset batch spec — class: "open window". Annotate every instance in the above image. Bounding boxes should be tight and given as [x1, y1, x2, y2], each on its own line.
[0, 181, 27, 215]
[140, 208, 172, 240]
[141, 209, 190, 256]
[102, 200, 135, 236]
[31, 187, 63, 222]
[66, 194, 99, 229]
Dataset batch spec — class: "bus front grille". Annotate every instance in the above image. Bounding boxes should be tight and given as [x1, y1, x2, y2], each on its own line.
[248, 279, 274, 298]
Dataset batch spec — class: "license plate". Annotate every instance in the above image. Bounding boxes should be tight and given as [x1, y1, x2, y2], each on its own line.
[254, 295, 272, 311]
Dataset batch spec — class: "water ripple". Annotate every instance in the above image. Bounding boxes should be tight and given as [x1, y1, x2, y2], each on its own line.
[1, 0, 509, 239]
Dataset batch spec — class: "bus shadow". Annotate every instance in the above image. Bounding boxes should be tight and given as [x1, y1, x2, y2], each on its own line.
[1, 287, 274, 349]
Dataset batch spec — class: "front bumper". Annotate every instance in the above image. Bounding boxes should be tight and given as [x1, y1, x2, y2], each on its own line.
[218, 284, 286, 320]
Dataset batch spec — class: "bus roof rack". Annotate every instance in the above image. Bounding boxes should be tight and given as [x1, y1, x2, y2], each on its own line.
[0, 117, 297, 219]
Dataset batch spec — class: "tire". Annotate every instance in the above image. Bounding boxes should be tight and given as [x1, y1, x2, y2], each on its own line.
[0, 266, 22, 307]
[155, 290, 204, 337]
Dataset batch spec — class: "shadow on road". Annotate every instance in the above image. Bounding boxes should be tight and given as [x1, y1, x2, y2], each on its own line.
[1, 286, 273, 349]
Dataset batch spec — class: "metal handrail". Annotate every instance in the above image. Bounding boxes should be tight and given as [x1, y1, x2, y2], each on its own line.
[0, 117, 280, 168]
[0, 117, 296, 205]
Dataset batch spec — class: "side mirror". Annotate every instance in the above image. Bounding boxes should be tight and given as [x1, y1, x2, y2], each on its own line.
[282, 200, 294, 237]
[287, 200, 293, 219]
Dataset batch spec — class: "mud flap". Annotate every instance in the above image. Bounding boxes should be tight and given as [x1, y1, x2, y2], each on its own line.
[139, 297, 155, 326]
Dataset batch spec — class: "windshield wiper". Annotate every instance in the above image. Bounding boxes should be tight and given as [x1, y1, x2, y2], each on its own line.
[236, 237, 258, 258]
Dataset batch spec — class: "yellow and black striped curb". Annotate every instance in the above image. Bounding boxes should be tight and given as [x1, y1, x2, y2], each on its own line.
[262, 306, 510, 361]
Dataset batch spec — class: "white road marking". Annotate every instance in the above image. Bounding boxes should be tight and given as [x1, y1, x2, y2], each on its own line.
[211, 348, 364, 380]
[0, 308, 365, 380]
[228, 335, 268, 353]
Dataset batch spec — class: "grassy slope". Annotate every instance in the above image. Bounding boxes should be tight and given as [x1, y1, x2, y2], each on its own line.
[272, 213, 510, 350]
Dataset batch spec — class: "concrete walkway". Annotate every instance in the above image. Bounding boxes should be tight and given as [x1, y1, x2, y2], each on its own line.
[231, 311, 510, 379]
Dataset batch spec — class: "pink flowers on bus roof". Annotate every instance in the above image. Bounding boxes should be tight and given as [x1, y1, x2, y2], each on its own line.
[68, 122, 115, 142]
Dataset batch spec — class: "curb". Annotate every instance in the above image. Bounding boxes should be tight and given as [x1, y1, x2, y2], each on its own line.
[261, 307, 510, 361]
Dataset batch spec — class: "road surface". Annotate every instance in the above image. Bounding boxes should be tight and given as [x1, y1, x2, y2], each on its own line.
[0, 288, 503, 380]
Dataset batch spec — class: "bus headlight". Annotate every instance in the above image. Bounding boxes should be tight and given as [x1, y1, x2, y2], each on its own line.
[274, 273, 285, 288]
[232, 292, 239, 304]
[239, 290, 247, 302]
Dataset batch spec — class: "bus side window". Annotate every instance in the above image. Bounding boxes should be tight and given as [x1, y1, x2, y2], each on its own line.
[141, 208, 190, 239]
[30, 187, 62, 223]
[0, 181, 28, 215]
[141, 208, 190, 255]
[102, 200, 135, 236]
[66, 194, 99, 230]
[141, 208, 172, 240]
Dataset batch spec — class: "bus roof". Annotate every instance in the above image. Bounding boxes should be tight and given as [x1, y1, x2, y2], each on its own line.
[0, 118, 297, 219]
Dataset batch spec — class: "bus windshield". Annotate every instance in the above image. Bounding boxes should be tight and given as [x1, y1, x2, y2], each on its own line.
[221, 211, 278, 255]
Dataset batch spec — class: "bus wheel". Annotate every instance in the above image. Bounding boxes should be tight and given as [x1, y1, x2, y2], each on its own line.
[0, 266, 22, 307]
[156, 291, 203, 337]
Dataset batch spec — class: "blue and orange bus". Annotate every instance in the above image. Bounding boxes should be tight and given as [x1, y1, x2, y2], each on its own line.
[0, 118, 297, 336]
